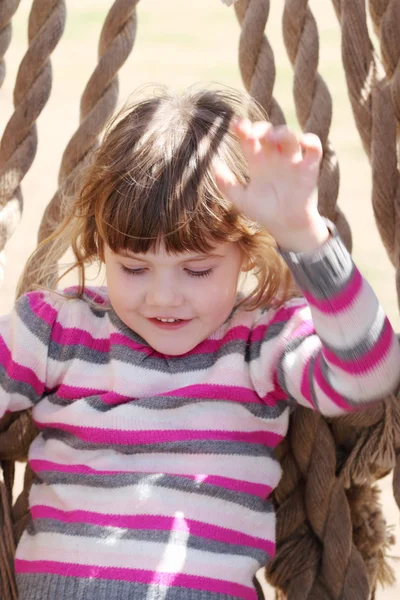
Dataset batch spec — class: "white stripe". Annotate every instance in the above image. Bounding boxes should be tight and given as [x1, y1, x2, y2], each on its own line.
[314, 340, 400, 413]
[17, 531, 260, 585]
[30, 436, 282, 489]
[32, 398, 286, 433]
[309, 281, 380, 348]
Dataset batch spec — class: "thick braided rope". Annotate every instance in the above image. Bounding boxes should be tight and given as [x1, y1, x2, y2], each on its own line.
[368, 1, 400, 513]
[0, 0, 66, 282]
[19, 0, 139, 294]
[368, 1, 400, 289]
[0, 411, 36, 600]
[333, 0, 400, 517]
[0, 0, 21, 94]
[0, 0, 21, 282]
[331, 0, 400, 270]
[234, 0, 285, 125]
[267, 409, 377, 599]
[282, 0, 352, 251]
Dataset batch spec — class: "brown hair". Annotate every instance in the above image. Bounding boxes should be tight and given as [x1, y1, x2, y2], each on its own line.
[21, 84, 292, 310]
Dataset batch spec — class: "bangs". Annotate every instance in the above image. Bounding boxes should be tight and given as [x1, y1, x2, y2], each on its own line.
[96, 176, 244, 255]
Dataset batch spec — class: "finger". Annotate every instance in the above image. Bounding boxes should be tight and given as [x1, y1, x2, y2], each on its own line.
[212, 157, 247, 214]
[231, 119, 273, 170]
[299, 133, 323, 168]
[261, 125, 301, 158]
[230, 118, 261, 158]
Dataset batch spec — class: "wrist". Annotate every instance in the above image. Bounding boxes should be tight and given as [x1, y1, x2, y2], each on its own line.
[274, 215, 329, 253]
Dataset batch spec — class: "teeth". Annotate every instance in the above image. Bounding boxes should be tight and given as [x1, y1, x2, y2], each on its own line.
[157, 318, 179, 323]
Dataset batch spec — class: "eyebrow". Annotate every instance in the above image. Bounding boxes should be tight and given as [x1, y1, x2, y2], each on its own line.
[118, 252, 225, 262]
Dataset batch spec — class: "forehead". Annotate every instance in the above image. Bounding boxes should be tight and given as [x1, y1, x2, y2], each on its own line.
[112, 241, 236, 263]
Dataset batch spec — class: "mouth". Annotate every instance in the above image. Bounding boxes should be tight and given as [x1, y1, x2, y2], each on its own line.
[148, 317, 191, 329]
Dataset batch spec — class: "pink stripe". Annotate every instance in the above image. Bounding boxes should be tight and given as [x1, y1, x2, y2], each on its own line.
[15, 560, 257, 599]
[51, 322, 110, 353]
[30, 506, 275, 555]
[250, 304, 302, 343]
[323, 317, 394, 374]
[29, 461, 271, 498]
[299, 357, 317, 409]
[314, 354, 353, 412]
[32, 420, 284, 447]
[302, 269, 362, 314]
[54, 383, 262, 405]
[0, 337, 44, 395]
[27, 292, 58, 326]
[164, 384, 261, 404]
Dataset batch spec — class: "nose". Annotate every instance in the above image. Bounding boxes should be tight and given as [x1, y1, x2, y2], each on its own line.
[145, 272, 183, 307]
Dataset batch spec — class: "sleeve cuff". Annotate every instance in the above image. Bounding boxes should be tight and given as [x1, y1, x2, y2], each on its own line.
[277, 219, 355, 298]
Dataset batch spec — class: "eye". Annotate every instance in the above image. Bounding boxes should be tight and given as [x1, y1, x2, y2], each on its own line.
[185, 268, 213, 278]
[121, 265, 146, 276]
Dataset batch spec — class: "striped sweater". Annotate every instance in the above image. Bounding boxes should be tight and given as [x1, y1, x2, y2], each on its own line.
[1, 226, 399, 600]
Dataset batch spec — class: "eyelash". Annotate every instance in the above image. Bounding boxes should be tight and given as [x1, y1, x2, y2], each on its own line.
[121, 266, 213, 279]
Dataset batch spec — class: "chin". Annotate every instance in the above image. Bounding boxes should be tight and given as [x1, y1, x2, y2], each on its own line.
[153, 344, 194, 357]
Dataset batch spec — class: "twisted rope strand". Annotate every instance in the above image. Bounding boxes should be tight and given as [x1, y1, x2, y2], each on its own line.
[0, 0, 66, 270]
[234, 0, 286, 125]
[19, 0, 138, 295]
[283, 0, 352, 250]
[0, 481, 17, 600]
[0, 0, 21, 89]
[331, 0, 399, 266]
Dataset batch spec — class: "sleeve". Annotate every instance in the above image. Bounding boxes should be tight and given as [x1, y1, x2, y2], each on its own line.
[249, 221, 400, 417]
[0, 290, 60, 417]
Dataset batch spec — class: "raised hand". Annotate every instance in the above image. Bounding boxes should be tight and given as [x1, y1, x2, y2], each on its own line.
[214, 119, 329, 252]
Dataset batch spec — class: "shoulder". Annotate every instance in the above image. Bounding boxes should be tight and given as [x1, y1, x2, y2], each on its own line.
[16, 286, 110, 327]
[231, 296, 309, 329]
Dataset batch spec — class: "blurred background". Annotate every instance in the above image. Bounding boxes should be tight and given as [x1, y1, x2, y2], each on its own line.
[0, 0, 399, 596]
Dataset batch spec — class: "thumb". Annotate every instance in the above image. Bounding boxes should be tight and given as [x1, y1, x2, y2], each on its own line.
[212, 157, 246, 213]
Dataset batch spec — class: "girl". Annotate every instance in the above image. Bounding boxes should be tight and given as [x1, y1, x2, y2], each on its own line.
[1, 86, 399, 600]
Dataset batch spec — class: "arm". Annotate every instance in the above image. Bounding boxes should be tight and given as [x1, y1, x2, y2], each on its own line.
[274, 221, 400, 415]
[0, 291, 58, 415]
[214, 119, 400, 413]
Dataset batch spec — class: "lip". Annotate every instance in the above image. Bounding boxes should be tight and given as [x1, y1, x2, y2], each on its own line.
[148, 318, 192, 330]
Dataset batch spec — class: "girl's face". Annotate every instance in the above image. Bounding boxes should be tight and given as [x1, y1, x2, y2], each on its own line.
[104, 241, 244, 356]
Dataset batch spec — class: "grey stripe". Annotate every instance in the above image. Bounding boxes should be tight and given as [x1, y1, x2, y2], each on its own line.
[17, 572, 254, 600]
[16, 294, 53, 345]
[47, 334, 248, 371]
[47, 391, 288, 419]
[41, 430, 275, 457]
[320, 305, 386, 362]
[31, 472, 274, 511]
[246, 320, 287, 362]
[319, 354, 358, 407]
[48, 339, 110, 364]
[0, 364, 41, 405]
[26, 518, 270, 564]
[279, 224, 355, 300]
